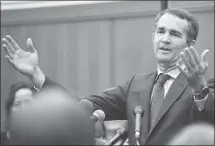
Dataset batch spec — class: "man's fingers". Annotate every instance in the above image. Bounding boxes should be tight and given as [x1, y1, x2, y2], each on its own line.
[2, 38, 16, 54]
[180, 52, 191, 71]
[189, 46, 200, 65]
[2, 44, 14, 59]
[27, 38, 36, 53]
[5, 35, 21, 51]
[185, 47, 196, 67]
[5, 55, 15, 67]
[200, 49, 209, 63]
[176, 63, 188, 76]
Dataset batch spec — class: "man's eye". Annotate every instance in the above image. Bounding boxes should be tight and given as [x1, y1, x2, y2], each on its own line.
[171, 32, 180, 37]
[157, 30, 164, 34]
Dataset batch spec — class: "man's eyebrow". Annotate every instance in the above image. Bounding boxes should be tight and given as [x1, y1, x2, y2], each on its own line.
[156, 27, 183, 36]
[157, 27, 165, 30]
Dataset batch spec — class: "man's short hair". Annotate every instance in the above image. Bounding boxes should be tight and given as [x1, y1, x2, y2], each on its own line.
[154, 8, 199, 44]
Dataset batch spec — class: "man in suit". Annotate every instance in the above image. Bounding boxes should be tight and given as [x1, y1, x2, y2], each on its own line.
[2, 8, 214, 145]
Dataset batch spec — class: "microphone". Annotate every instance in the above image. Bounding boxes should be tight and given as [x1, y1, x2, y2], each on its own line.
[79, 100, 106, 123]
[79, 100, 106, 138]
[105, 127, 127, 145]
[90, 110, 106, 138]
[133, 106, 144, 140]
[90, 110, 105, 123]
[79, 99, 94, 117]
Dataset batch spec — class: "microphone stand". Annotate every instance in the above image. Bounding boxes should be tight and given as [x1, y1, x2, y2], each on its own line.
[105, 127, 127, 146]
[133, 106, 144, 146]
[136, 139, 140, 146]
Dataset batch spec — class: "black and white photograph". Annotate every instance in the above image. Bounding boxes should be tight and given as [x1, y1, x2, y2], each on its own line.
[1, 1, 214, 145]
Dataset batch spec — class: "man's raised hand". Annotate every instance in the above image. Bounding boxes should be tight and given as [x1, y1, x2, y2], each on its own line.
[2, 35, 39, 78]
[177, 46, 209, 92]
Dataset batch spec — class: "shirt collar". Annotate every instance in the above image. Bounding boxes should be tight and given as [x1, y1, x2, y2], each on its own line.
[156, 64, 185, 79]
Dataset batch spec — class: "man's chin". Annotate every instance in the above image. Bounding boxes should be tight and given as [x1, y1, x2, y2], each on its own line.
[156, 58, 178, 67]
[156, 58, 181, 70]
[156, 58, 172, 64]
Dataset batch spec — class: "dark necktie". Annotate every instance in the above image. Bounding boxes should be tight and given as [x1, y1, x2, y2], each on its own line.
[150, 73, 170, 129]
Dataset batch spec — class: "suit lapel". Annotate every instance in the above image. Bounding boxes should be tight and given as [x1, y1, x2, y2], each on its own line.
[138, 72, 157, 138]
[147, 73, 188, 137]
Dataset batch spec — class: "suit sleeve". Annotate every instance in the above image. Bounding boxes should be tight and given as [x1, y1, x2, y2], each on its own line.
[86, 75, 136, 121]
[191, 78, 214, 125]
[193, 92, 214, 125]
[201, 78, 215, 124]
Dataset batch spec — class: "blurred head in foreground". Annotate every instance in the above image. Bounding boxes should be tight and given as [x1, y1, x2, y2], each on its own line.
[167, 123, 214, 145]
[6, 82, 36, 114]
[4, 82, 36, 135]
[9, 86, 94, 145]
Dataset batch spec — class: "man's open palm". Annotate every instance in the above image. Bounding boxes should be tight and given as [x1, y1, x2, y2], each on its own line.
[2, 35, 39, 77]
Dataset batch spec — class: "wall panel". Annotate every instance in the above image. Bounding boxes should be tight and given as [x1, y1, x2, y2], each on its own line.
[1, 1, 214, 130]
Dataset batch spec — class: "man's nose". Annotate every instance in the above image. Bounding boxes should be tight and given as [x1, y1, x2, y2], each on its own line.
[161, 33, 170, 44]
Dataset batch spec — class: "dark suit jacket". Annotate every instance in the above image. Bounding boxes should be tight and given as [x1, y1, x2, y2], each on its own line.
[43, 72, 214, 145]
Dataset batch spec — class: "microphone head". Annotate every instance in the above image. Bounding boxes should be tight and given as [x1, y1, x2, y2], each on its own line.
[79, 99, 93, 117]
[133, 106, 144, 115]
[93, 110, 105, 122]
[116, 127, 127, 135]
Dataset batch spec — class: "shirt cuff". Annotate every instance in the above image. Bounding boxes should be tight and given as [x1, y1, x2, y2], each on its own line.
[33, 77, 45, 92]
[193, 95, 208, 111]
[33, 85, 40, 92]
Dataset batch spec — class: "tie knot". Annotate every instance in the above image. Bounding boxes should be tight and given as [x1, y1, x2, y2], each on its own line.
[157, 73, 170, 85]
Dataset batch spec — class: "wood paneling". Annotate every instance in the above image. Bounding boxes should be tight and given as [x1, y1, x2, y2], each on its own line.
[1, 1, 214, 130]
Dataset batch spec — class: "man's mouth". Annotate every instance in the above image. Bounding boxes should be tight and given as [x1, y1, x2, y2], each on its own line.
[160, 47, 171, 51]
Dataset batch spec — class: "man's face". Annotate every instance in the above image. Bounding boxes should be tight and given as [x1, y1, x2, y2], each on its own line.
[153, 13, 190, 67]
[12, 88, 33, 112]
